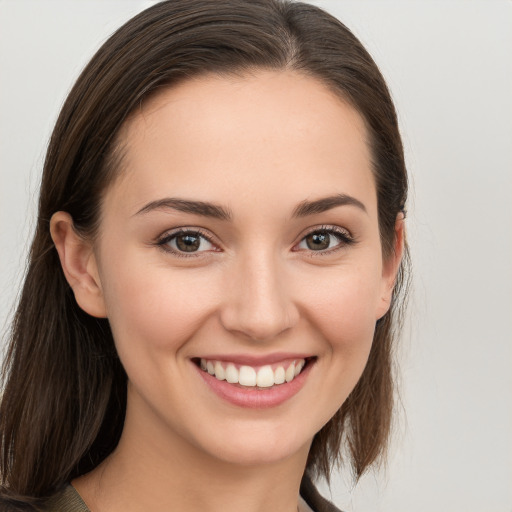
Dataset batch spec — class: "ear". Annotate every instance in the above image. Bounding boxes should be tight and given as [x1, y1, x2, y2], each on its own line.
[50, 211, 107, 318]
[376, 213, 405, 320]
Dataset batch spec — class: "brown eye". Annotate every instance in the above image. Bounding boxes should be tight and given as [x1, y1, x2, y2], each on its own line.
[176, 234, 201, 252]
[161, 231, 215, 254]
[305, 232, 331, 250]
[296, 227, 354, 253]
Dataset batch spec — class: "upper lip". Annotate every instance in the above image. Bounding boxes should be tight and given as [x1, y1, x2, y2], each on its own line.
[192, 352, 315, 366]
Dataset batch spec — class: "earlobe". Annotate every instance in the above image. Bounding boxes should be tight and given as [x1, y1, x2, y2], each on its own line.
[376, 213, 405, 319]
[50, 212, 107, 318]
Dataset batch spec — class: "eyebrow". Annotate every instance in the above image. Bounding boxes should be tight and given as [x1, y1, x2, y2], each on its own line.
[134, 193, 366, 221]
[292, 194, 367, 217]
[134, 198, 232, 220]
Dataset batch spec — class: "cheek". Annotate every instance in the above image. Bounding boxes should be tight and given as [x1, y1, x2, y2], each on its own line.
[296, 263, 382, 350]
[99, 255, 221, 356]
[300, 269, 381, 413]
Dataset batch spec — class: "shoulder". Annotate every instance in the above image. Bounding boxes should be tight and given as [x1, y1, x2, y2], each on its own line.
[300, 475, 343, 512]
[0, 486, 89, 512]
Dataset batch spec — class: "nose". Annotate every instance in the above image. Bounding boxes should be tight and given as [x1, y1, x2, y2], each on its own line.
[219, 251, 299, 342]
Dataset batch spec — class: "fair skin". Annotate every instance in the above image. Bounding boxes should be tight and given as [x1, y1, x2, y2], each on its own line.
[51, 70, 403, 512]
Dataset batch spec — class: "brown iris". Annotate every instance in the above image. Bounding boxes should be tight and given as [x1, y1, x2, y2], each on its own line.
[175, 233, 201, 252]
[305, 232, 331, 250]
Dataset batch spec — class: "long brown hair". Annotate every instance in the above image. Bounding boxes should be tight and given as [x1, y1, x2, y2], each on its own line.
[0, 0, 409, 506]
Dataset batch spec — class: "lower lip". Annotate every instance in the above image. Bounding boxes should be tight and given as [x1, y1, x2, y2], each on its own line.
[195, 361, 314, 409]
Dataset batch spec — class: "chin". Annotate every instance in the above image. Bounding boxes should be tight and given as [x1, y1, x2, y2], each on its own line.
[202, 429, 312, 468]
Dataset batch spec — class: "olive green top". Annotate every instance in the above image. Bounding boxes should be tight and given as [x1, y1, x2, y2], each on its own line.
[41, 485, 90, 512]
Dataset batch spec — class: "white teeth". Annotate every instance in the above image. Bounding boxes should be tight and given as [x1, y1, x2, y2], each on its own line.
[285, 363, 295, 383]
[274, 366, 286, 385]
[199, 358, 307, 388]
[256, 365, 274, 388]
[239, 366, 257, 386]
[225, 363, 238, 384]
[214, 361, 225, 381]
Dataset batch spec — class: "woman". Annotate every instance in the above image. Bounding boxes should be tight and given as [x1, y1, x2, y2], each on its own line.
[0, 1, 409, 511]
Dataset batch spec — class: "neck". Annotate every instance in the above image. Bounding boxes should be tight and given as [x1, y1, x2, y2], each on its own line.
[73, 390, 311, 512]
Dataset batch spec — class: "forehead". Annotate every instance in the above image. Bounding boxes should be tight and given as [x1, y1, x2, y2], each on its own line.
[107, 69, 376, 218]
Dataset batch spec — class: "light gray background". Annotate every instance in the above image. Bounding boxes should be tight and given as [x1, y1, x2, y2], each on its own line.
[1, 1, 511, 511]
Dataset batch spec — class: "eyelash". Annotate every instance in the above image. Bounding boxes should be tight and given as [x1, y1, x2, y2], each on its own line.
[154, 225, 356, 258]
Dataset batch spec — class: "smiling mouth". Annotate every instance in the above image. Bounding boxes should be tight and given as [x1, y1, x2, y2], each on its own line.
[193, 357, 315, 389]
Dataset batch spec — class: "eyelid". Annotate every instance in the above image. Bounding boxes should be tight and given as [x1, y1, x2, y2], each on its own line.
[301, 224, 353, 238]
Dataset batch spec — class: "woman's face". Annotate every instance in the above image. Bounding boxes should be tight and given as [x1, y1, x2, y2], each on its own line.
[90, 70, 398, 467]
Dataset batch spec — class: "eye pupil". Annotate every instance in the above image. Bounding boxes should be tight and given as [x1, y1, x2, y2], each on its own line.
[176, 234, 201, 252]
[306, 232, 330, 250]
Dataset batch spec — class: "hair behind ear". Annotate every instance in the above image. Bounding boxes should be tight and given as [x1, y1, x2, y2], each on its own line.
[0, 231, 126, 502]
